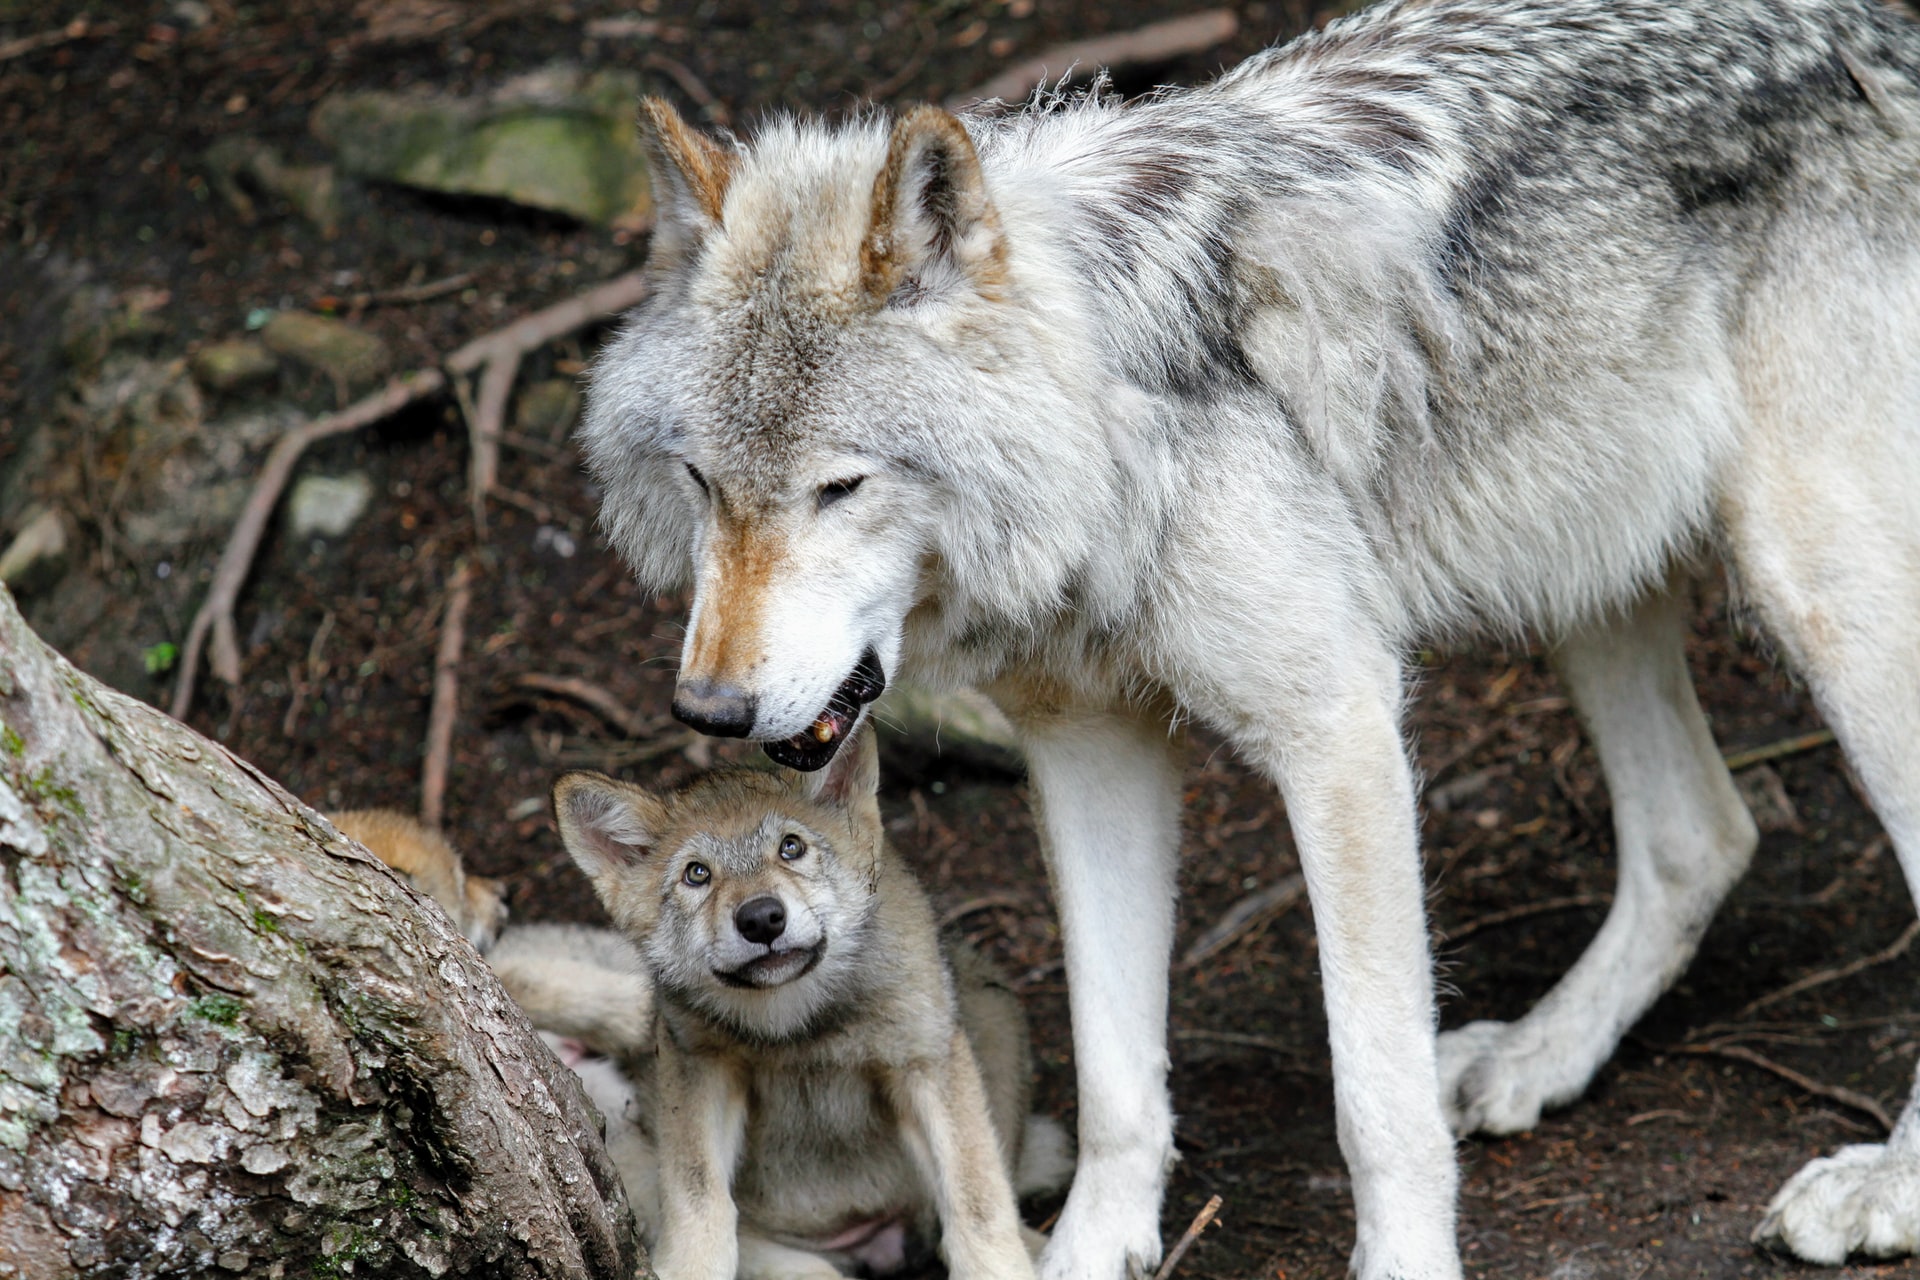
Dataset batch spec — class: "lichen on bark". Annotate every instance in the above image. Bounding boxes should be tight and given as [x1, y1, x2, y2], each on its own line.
[0, 585, 648, 1278]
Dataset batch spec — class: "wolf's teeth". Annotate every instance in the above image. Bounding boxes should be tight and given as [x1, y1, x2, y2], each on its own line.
[811, 716, 836, 743]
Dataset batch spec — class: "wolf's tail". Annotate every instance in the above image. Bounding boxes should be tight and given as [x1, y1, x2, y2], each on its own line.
[1016, 1114, 1076, 1197]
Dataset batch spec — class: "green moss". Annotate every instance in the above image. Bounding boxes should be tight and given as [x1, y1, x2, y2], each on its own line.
[251, 907, 280, 934]
[0, 723, 23, 757]
[24, 767, 82, 816]
[188, 994, 245, 1027]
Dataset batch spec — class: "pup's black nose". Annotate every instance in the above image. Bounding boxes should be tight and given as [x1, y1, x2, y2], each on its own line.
[672, 680, 757, 738]
[734, 895, 787, 945]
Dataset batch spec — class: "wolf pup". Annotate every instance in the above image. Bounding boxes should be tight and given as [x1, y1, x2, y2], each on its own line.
[330, 808, 508, 949]
[552, 727, 1065, 1280]
[579, 0, 1920, 1274]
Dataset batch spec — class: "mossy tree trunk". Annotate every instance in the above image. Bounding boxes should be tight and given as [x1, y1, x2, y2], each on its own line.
[0, 586, 648, 1279]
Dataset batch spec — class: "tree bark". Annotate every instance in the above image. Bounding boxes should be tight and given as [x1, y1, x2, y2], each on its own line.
[0, 586, 648, 1278]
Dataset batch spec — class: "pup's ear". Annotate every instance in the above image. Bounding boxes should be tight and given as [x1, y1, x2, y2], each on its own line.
[552, 772, 669, 902]
[862, 106, 1007, 305]
[788, 725, 882, 831]
[637, 95, 736, 256]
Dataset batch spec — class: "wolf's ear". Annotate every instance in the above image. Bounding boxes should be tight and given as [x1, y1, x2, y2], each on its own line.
[862, 106, 1007, 305]
[552, 772, 669, 899]
[638, 95, 736, 253]
[789, 726, 882, 828]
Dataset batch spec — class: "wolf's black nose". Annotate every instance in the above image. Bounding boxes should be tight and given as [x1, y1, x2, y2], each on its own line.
[735, 895, 787, 945]
[672, 680, 757, 738]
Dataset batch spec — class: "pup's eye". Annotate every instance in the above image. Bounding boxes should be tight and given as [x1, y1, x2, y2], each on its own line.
[818, 476, 863, 508]
[779, 834, 806, 862]
[685, 463, 710, 495]
[683, 861, 711, 886]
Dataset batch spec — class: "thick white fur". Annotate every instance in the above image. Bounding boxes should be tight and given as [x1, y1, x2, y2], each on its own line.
[578, 2, 1920, 1273]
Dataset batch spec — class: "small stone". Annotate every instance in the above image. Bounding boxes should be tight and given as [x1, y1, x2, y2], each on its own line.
[0, 508, 72, 598]
[287, 473, 373, 539]
[514, 377, 579, 439]
[261, 312, 390, 389]
[190, 339, 280, 393]
[205, 138, 343, 237]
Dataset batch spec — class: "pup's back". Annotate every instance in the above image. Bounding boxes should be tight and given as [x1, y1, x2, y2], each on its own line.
[330, 808, 508, 949]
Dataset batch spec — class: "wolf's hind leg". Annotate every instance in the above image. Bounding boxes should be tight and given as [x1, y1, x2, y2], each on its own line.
[1438, 583, 1758, 1135]
[1722, 397, 1920, 1263]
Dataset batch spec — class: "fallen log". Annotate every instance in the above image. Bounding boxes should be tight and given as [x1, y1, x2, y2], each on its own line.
[0, 584, 647, 1278]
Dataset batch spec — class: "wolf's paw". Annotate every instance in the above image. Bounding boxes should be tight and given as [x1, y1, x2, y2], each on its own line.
[1436, 1020, 1557, 1136]
[1752, 1143, 1920, 1264]
[1037, 1156, 1165, 1280]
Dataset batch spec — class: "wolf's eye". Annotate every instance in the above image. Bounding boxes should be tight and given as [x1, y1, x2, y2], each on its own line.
[683, 861, 711, 886]
[779, 834, 806, 862]
[685, 463, 710, 495]
[818, 476, 863, 508]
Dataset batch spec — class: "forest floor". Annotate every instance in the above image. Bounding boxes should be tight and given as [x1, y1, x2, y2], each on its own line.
[1, 0, 1916, 1276]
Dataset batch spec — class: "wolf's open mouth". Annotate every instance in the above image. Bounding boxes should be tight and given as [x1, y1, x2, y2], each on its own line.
[762, 648, 886, 772]
[717, 943, 824, 989]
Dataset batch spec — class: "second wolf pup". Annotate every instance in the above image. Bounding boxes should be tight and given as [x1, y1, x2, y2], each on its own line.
[553, 728, 1055, 1280]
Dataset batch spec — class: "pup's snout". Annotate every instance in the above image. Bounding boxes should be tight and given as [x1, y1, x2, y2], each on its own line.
[672, 679, 757, 738]
[734, 895, 787, 945]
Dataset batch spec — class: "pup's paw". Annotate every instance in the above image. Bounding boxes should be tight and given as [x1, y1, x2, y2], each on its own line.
[1436, 1020, 1558, 1136]
[1037, 1157, 1166, 1280]
[1753, 1143, 1920, 1264]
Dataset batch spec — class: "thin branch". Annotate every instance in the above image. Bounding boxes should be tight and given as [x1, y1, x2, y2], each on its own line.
[1723, 729, 1836, 772]
[1441, 893, 1611, 944]
[0, 17, 115, 65]
[1151, 1194, 1223, 1280]
[937, 893, 1034, 930]
[1670, 1042, 1893, 1133]
[421, 560, 473, 831]
[1179, 874, 1306, 969]
[643, 52, 731, 127]
[170, 371, 447, 719]
[512, 674, 655, 738]
[170, 270, 650, 721]
[946, 10, 1239, 110]
[1711, 918, 1920, 1029]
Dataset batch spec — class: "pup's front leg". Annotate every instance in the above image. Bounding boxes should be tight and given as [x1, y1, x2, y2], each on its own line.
[891, 1028, 1038, 1279]
[1015, 708, 1185, 1280]
[651, 1037, 749, 1280]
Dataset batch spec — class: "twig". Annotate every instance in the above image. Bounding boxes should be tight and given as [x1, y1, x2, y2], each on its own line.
[938, 893, 1034, 930]
[467, 347, 520, 531]
[0, 17, 114, 65]
[170, 370, 447, 719]
[1151, 1194, 1223, 1280]
[643, 52, 731, 127]
[1670, 1041, 1893, 1133]
[1442, 893, 1610, 944]
[170, 270, 650, 720]
[1713, 918, 1920, 1029]
[946, 10, 1239, 110]
[513, 673, 655, 738]
[1179, 874, 1306, 968]
[865, 14, 938, 102]
[1723, 729, 1836, 772]
[347, 272, 475, 310]
[421, 561, 473, 831]
[1171, 1029, 1323, 1073]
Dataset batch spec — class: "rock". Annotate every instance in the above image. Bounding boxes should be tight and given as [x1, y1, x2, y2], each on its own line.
[515, 377, 580, 439]
[205, 137, 343, 237]
[872, 685, 1024, 778]
[310, 66, 652, 226]
[287, 472, 374, 539]
[0, 507, 72, 597]
[260, 311, 390, 389]
[59, 285, 171, 375]
[190, 338, 280, 393]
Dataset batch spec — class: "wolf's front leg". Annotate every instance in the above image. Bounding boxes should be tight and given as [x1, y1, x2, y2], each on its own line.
[1252, 680, 1461, 1280]
[1015, 708, 1185, 1280]
[650, 1039, 749, 1280]
[891, 1028, 1038, 1279]
[1753, 1059, 1920, 1264]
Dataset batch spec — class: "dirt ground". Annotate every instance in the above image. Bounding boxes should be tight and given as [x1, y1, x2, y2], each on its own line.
[2, 1, 1917, 1277]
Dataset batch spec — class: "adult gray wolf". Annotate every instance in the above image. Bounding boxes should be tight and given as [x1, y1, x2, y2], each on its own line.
[578, 0, 1920, 1273]
[548, 728, 1071, 1279]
